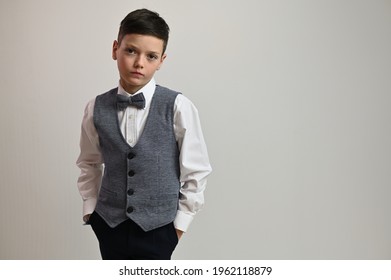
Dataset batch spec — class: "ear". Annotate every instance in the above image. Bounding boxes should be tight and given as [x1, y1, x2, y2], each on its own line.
[157, 53, 167, 70]
[112, 40, 119, 60]
[161, 53, 167, 62]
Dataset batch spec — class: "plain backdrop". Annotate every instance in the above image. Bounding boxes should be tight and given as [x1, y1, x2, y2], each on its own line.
[0, 0, 390, 259]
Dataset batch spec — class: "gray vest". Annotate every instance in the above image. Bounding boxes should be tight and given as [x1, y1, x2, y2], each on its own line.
[93, 85, 180, 231]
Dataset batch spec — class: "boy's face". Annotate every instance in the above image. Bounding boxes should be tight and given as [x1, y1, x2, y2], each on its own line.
[112, 34, 166, 94]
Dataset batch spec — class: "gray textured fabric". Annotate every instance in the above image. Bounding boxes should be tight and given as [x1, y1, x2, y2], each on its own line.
[116, 92, 145, 110]
[93, 85, 180, 231]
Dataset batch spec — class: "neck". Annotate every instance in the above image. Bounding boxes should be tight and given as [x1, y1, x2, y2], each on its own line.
[120, 80, 143, 95]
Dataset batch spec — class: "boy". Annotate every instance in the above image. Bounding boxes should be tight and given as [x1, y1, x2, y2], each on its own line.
[76, 9, 212, 260]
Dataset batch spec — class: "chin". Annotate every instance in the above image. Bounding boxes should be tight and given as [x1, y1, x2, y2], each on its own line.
[124, 79, 143, 87]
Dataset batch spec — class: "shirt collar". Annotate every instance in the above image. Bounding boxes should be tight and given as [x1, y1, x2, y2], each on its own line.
[117, 78, 156, 106]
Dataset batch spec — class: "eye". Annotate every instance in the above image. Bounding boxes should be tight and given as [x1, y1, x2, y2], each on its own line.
[125, 48, 136, 54]
[147, 54, 159, 61]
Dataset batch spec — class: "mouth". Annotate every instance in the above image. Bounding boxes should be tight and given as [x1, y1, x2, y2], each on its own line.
[130, 71, 144, 77]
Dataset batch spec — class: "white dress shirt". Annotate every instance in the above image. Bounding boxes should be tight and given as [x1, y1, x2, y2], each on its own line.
[76, 78, 212, 232]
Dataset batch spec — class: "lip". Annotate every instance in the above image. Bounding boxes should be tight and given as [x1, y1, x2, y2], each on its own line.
[130, 71, 144, 77]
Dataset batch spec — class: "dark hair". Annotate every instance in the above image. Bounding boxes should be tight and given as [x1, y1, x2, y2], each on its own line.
[118, 9, 170, 53]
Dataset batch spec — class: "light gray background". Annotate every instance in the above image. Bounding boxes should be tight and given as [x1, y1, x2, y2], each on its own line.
[1, 0, 390, 259]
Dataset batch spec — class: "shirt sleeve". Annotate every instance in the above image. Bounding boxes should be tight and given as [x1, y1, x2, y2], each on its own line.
[76, 98, 103, 222]
[173, 94, 212, 232]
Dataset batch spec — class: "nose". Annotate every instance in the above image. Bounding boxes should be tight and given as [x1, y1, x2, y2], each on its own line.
[134, 55, 144, 69]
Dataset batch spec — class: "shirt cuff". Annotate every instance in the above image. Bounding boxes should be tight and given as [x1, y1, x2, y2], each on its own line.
[173, 210, 194, 232]
[82, 197, 97, 222]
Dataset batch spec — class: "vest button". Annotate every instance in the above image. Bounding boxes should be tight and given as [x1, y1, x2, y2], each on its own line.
[127, 152, 135, 159]
[127, 206, 134, 213]
[127, 189, 134, 196]
[128, 170, 135, 177]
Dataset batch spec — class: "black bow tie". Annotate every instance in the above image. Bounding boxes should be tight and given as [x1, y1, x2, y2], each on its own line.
[117, 93, 145, 110]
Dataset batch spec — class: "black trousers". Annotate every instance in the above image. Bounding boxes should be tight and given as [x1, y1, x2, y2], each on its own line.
[89, 211, 178, 260]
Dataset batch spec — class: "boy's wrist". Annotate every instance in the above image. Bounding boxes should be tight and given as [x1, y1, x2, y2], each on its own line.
[175, 229, 184, 240]
[173, 210, 194, 232]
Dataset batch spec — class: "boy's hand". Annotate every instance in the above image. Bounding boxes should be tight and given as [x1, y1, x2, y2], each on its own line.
[83, 214, 91, 223]
[175, 229, 184, 240]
